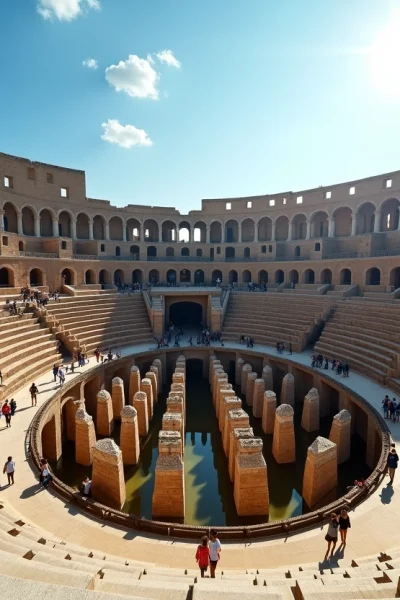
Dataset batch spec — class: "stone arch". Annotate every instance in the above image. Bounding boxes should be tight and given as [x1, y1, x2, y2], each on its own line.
[212, 269, 223, 284]
[61, 268, 76, 286]
[39, 208, 55, 237]
[29, 267, 45, 286]
[18, 240, 24, 251]
[340, 268, 352, 285]
[292, 213, 307, 240]
[194, 269, 204, 284]
[143, 219, 159, 242]
[93, 215, 106, 240]
[390, 267, 400, 289]
[180, 268, 191, 283]
[275, 269, 284, 284]
[303, 268, 315, 284]
[76, 212, 90, 239]
[320, 268, 332, 284]
[258, 217, 272, 242]
[193, 221, 206, 243]
[41, 415, 61, 462]
[210, 221, 222, 243]
[243, 247, 251, 258]
[58, 210, 72, 237]
[130, 244, 140, 259]
[147, 246, 157, 258]
[132, 269, 143, 284]
[21, 205, 36, 236]
[225, 246, 235, 259]
[196, 248, 203, 257]
[242, 269, 252, 283]
[289, 269, 299, 284]
[275, 215, 289, 241]
[99, 269, 111, 285]
[229, 269, 238, 284]
[114, 269, 124, 285]
[0, 266, 14, 287]
[167, 269, 177, 285]
[109, 216, 123, 241]
[310, 210, 328, 238]
[3, 202, 18, 233]
[294, 245, 301, 257]
[332, 206, 352, 237]
[356, 202, 376, 234]
[126, 217, 141, 241]
[225, 219, 239, 243]
[258, 269, 268, 284]
[85, 269, 96, 284]
[149, 269, 159, 284]
[166, 247, 175, 257]
[162, 220, 177, 243]
[178, 221, 191, 243]
[115, 246, 121, 257]
[365, 267, 381, 286]
[181, 247, 190, 257]
[379, 198, 400, 232]
[241, 218, 255, 242]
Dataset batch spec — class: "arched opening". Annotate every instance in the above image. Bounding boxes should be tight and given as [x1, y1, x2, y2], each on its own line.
[275, 215, 289, 241]
[225, 246, 235, 259]
[3, 203, 18, 233]
[166, 247, 174, 257]
[109, 217, 123, 241]
[61, 268, 74, 286]
[40, 209, 54, 237]
[258, 217, 272, 242]
[114, 269, 124, 286]
[0, 267, 13, 287]
[294, 245, 300, 257]
[333, 207, 352, 237]
[93, 215, 106, 240]
[193, 221, 206, 243]
[289, 269, 299, 284]
[225, 220, 239, 243]
[22, 206, 35, 236]
[180, 269, 191, 283]
[181, 247, 190, 257]
[241, 218, 255, 242]
[130, 245, 140, 259]
[243, 247, 250, 258]
[169, 301, 202, 327]
[210, 222, 222, 243]
[41, 416, 59, 462]
[58, 211, 72, 237]
[258, 269, 268, 284]
[229, 269, 238, 284]
[167, 269, 177, 285]
[196, 248, 203, 257]
[194, 269, 204, 284]
[162, 220, 177, 243]
[242, 270, 252, 283]
[178, 221, 190, 243]
[18, 241, 24, 252]
[147, 246, 157, 258]
[85, 269, 96, 284]
[366, 267, 381, 286]
[292, 214, 307, 240]
[275, 269, 284, 284]
[132, 269, 143, 284]
[144, 219, 159, 242]
[321, 268, 332, 284]
[149, 269, 159, 284]
[126, 218, 141, 241]
[212, 269, 222, 285]
[380, 198, 400, 232]
[30, 268, 44, 286]
[314, 242, 321, 251]
[115, 246, 121, 257]
[340, 268, 352, 285]
[390, 267, 400, 289]
[304, 269, 315, 284]
[356, 203, 376, 234]
[99, 269, 111, 285]
[76, 213, 90, 239]
[310, 211, 328, 238]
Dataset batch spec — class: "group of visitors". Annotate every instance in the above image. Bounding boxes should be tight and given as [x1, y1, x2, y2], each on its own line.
[382, 395, 400, 422]
[324, 509, 351, 559]
[4, 299, 23, 315]
[240, 335, 254, 348]
[311, 354, 349, 376]
[276, 341, 292, 355]
[94, 347, 120, 363]
[195, 530, 221, 578]
[117, 283, 143, 294]
[0, 398, 17, 427]
[38, 457, 52, 489]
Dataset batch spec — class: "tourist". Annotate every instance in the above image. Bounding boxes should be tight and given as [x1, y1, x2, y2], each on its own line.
[343, 363, 349, 377]
[208, 529, 221, 578]
[324, 357, 329, 370]
[288, 343, 292, 355]
[10, 398, 17, 417]
[94, 348, 101, 363]
[52, 364, 59, 382]
[390, 398, 397, 422]
[324, 513, 339, 559]
[79, 476, 92, 497]
[0, 369, 3, 385]
[387, 447, 399, 485]
[195, 535, 210, 578]
[339, 508, 351, 546]
[382, 395, 390, 419]
[396, 401, 400, 423]
[3, 456, 15, 485]
[29, 382, 39, 406]
[41, 459, 52, 489]
[2, 400, 11, 427]
[58, 367, 65, 386]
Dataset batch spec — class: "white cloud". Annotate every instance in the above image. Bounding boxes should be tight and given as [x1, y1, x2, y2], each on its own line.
[105, 54, 159, 99]
[82, 58, 98, 69]
[37, 0, 100, 21]
[155, 49, 181, 69]
[101, 119, 153, 149]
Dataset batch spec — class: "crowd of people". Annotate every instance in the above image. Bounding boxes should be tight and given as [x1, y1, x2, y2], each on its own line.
[240, 335, 255, 348]
[154, 323, 224, 349]
[311, 354, 349, 376]
[276, 341, 292, 354]
[382, 395, 400, 422]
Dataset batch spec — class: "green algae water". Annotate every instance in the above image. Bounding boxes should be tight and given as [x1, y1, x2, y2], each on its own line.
[54, 360, 371, 526]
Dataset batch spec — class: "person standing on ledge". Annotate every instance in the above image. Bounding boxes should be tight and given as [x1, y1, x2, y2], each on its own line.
[387, 447, 399, 485]
[208, 529, 221, 578]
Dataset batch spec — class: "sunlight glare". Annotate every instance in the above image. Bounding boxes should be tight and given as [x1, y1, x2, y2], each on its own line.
[370, 10, 400, 97]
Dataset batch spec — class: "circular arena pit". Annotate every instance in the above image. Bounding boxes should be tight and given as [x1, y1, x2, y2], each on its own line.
[31, 348, 389, 540]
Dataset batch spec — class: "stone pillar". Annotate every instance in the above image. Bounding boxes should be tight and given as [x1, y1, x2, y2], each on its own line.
[302, 437, 338, 509]
[374, 210, 381, 233]
[111, 377, 125, 421]
[262, 365, 273, 391]
[272, 404, 295, 463]
[34, 216, 40, 237]
[252, 378, 265, 418]
[17, 211, 23, 235]
[301, 387, 320, 432]
[223, 408, 249, 457]
[245, 372, 257, 406]
[152, 432, 185, 519]
[71, 218, 77, 239]
[216, 385, 234, 419]
[120, 406, 140, 465]
[281, 373, 295, 406]
[219, 395, 242, 436]
[235, 358, 244, 386]
[75, 408, 96, 466]
[241, 364, 252, 395]
[88, 219, 94, 240]
[262, 390, 277, 434]
[162, 412, 184, 453]
[129, 366, 141, 404]
[234, 438, 269, 516]
[329, 409, 351, 464]
[209, 358, 220, 382]
[132, 391, 149, 436]
[288, 220, 293, 241]
[170, 383, 185, 411]
[92, 439, 126, 510]
[271, 220, 276, 242]
[229, 427, 253, 482]
[328, 217, 335, 238]
[52, 217, 59, 237]
[146, 371, 158, 404]
[152, 359, 162, 390]
[141, 378, 154, 421]
[96, 390, 114, 436]
[173, 372, 185, 386]
[306, 220, 311, 240]
[214, 375, 228, 410]
[351, 212, 357, 236]
[66, 398, 84, 441]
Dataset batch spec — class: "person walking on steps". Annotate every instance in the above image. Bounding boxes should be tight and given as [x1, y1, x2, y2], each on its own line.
[2, 400, 11, 428]
[324, 513, 339, 559]
[208, 529, 221, 578]
[29, 383, 39, 406]
[195, 535, 210, 578]
[339, 508, 351, 546]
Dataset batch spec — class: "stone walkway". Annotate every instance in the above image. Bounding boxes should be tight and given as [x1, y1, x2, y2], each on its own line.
[0, 340, 399, 571]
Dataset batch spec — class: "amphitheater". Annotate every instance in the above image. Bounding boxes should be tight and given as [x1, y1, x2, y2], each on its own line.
[1, 150, 400, 599]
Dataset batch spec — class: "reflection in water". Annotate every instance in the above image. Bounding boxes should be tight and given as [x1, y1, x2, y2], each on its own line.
[54, 361, 371, 525]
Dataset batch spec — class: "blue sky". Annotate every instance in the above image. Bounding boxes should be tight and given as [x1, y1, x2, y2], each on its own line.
[0, 0, 399, 212]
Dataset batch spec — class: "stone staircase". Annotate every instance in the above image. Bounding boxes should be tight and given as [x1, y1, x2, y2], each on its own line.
[222, 294, 334, 351]
[0, 310, 61, 400]
[314, 300, 400, 383]
[44, 293, 153, 353]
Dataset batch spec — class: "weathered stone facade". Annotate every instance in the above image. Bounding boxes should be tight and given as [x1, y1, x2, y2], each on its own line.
[234, 438, 269, 516]
[91, 438, 126, 510]
[272, 404, 295, 464]
[302, 436, 338, 509]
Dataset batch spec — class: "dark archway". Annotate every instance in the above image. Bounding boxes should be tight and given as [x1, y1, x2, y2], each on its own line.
[180, 269, 191, 283]
[289, 269, 299, 284]
[85, 269, 96, 284]
[321, 269, 332, 284]
[194, 269, 204, 284]
[147, 246, 157, 258]
[366, 267, 380, 286]
[275, 269, 284, 284]
[225, 247, 235, 259]
[167, 269, 177, 285]
[132, 269, 143, 284]
[169, 302, 202, 327]
[340, 269, 352, 285]
[149, 269, 159, 284]
[229, 269, 238, 284]
[61, 268, 74, 286]
[130, 245, 140, 259]
[304, 269, 315, 284]
[0, 267, 13, 287]
[114, 269, 124, 285]
[99, 269, 111, 285]
[181, 247, 190, 257]
[390, 267, 400, 290]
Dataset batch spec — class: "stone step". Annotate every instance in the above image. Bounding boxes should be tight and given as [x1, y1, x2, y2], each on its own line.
[97, 574, 191, 600]
[317, 332, 395, 365]
[0, 336, 58, 367]
[0, 351, 62, 398]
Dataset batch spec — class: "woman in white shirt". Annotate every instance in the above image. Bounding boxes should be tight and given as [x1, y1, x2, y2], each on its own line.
[208, 529, 221, 578]
[3, 456, 15, 485]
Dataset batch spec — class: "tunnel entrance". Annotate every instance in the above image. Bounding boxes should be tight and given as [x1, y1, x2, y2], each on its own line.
[169, 301, 202, 327]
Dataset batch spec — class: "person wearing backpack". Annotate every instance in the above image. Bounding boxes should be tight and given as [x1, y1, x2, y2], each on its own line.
[195, 536, 209, 578]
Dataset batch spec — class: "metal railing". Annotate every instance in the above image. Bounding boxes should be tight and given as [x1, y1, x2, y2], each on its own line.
[20, 251, 58, 258]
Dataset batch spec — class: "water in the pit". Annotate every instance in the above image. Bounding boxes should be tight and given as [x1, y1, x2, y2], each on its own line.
[53, 360, 371, 526]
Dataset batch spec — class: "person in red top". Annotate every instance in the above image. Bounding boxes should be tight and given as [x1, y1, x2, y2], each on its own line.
[2, 399, 11, 428]
[195, 535, 209, 578]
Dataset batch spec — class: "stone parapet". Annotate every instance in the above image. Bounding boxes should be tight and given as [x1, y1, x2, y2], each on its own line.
[91, 438, 126, 510]
[132, 391, 149, 436]
[111, 377, 125, 421]
[329, 409, 351, 464]
[233, 437, 269, 516]
[262, 390, 277, 434]
[281, 373, 295, 406]
[301, 387, 320, 432]
[228, 426, 254, 482]
[272, 404, 295, 463]
[302, 436, 338, 509]
[252, 378, 265, 418]
[96, 389, 114, 437]
[75, 407, 96, 466]
[120, 405, 140, 465]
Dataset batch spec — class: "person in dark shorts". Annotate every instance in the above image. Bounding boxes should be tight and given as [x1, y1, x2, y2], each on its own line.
[195, 535, 209, 578]
[324, 513, 339, 559]
[387, 448, 399, 484]
[339, 508, 351, 545]
[208, 529, 221, 578]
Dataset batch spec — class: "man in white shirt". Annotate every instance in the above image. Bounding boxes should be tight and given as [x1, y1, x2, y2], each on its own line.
[208, 529, 221, 578]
